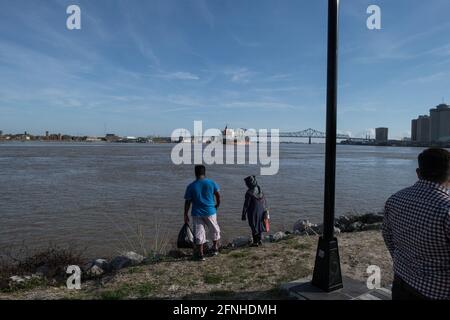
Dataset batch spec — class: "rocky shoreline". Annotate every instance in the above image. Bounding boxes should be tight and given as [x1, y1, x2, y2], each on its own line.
[2, 212, 385, 293]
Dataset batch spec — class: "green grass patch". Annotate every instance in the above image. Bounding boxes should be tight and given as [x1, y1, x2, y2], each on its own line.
[276, 261, 311, 284]
[290, 242, 312, 250]
[203, 273, 223, 285]
[1, 277, 47, 293]
[127, 266, 143, 274]
[229, 250, 250, 259]
[100, 281, 157, 300]
[209, 290, 236, 298]
[135, 282, 157, 298]
[100, 287, 131, 300]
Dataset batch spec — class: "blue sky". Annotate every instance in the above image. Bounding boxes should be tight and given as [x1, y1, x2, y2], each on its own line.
[0, 0, 449, 138]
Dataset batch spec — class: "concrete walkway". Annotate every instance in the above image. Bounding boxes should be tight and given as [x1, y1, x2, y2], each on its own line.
[281, 276, 392, 300]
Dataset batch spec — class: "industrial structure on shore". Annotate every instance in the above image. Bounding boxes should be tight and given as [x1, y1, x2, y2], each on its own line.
[411, 103, 450, 144]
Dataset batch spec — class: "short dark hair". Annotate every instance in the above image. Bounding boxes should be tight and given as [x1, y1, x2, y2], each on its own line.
[195, 165, 206, 178]
[418, 148, 450, 184]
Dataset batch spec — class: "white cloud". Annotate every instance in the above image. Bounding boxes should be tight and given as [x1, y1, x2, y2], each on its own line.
[232, 35, 261, 48]
[158, 71, 200, 80]
[222, 100, 297, 110]
[225, 67, 254, 84]
[400, 72, 446, 85]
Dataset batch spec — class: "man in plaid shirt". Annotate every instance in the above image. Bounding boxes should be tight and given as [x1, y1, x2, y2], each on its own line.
[383, 148, 450, 300]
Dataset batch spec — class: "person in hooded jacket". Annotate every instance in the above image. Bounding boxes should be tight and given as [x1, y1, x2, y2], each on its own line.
[242, 175, 269, 246]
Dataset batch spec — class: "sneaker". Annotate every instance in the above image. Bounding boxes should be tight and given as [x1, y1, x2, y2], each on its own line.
[193, 254, 206, 261]
[211, 249, 219, 256]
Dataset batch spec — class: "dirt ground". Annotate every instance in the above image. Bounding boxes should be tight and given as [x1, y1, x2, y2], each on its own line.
[0, 231, 393, 300]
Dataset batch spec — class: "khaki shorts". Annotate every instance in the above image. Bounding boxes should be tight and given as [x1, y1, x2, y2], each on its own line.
[192, 214, 221, 245]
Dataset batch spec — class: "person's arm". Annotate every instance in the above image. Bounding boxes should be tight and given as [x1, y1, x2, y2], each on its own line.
[184, 185, 192, 224]
[242, 192, 250, 221]
[263, 195, 269, 214]
[214, 191, 221, 210]
[445, 210, 450, 242]
[382, 200, 395, 256]
[184, 200, 191, 224]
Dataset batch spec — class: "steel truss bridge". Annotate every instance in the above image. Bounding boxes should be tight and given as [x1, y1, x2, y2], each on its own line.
[279, 128, 369, 144]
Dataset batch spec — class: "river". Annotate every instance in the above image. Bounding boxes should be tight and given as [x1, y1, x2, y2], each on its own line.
[0, 142, 422, 257]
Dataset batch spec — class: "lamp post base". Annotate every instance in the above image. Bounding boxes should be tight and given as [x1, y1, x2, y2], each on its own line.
[311, 236, 343, 292]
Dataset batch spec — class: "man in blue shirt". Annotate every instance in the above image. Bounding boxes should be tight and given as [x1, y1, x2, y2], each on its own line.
[184, 165, 221, 261]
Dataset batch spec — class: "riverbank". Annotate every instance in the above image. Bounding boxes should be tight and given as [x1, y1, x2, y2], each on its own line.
[0, 229, 392, 300]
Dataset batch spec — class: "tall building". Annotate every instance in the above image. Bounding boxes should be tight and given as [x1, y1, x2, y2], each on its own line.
[375, 127, 389, 143]
[411, 119, 418, 141]
[416, 115, 431, 143]
[430, 103, 450, 142]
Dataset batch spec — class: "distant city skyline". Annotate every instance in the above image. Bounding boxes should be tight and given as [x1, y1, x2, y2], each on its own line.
[1, 0, 450, 139]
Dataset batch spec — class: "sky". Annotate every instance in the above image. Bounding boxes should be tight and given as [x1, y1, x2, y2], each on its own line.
[0, 0, 449, 138]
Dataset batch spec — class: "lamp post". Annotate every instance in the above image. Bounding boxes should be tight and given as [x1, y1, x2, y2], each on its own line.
[311, 0, 343, 292]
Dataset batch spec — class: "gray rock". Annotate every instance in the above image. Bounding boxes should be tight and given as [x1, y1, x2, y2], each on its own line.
[293, 220, 321, 235]
[93, 258, 109, 270]
[349, 221, 364, 232]
[293, 220, 313, 233]
[167, 249, 190, 258]
[335, 213, 383, 232]
[335, 215, 354, 232]
[204, 240, 213, 251]
[231, 236, 251, 248]
[35, 265, 50, 277]
[272, 231, 287, 242]
[360, 213, 384, 224]
[83, 258, 110, 273]
[86, 264, 105, 277]
[308, 224, 340, 236]
[110, 256, 131, 270]
[311, 224, 323, 234]
[9, 275, 25, 284]
[360, 222, 383, 231]
[110, 251, 145, 270]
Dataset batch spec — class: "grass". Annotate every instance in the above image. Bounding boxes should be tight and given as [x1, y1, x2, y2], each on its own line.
[0, 231, 393, 300]
[127, 266, 144, 274]
[1, 276, 47, 293]
[100, 282, 157, 300]
[100, 287, 130, 300]
[203, 273, 223, 285]
[0, 244, 85, 292]
[229, 250, 250, 259]
[209, 290, 236, 297]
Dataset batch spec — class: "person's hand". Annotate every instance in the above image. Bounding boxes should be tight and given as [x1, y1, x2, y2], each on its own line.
[184, 214, 190, 224]
[241, 215, 246, 221]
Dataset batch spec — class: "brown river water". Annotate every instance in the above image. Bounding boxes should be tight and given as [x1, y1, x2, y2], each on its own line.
[0, 142, 422, 257]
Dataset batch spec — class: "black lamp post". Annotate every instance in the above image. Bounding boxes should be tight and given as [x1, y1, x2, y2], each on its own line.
[311, 0, 343, 292]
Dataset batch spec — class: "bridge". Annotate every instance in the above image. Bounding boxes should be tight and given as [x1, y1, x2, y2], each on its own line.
[279, 128, 351, 144]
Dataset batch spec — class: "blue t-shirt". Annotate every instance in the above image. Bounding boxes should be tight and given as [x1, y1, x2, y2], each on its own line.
[184, 178, 220, 217]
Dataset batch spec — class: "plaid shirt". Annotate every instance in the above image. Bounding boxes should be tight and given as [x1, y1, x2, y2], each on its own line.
[383, 180, 450, 300]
